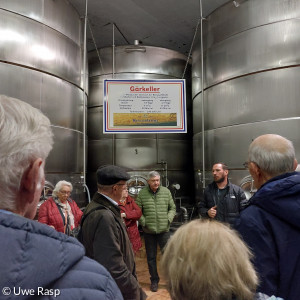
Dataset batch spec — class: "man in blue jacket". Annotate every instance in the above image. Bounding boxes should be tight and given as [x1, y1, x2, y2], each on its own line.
[0, 95, 122, 299]
[235, 134, 300, 300]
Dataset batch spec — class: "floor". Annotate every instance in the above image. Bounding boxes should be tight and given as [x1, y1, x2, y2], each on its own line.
[135, 237, 172, 300]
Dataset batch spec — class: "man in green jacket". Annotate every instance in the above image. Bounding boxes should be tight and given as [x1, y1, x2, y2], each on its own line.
[136, 171, 176, 292]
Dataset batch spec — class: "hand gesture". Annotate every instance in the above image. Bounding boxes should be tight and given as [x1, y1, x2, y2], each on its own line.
[207, 206, 217, 218]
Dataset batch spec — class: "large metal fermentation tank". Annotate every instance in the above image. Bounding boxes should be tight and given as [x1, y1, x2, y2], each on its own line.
[87, 45, 194, 207]
[0, 0, 87, 205]
[193, 0, 300, 199]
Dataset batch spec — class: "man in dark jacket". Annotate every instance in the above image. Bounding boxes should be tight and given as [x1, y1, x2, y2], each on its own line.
[81, 165, 147, 300]
[198, 162, 247, 226]
[0, 95, 122, 299]
[235, 134, 300, 300]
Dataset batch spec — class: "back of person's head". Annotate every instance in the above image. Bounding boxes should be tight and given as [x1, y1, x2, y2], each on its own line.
[161, 220, 258, 300]
[248, 134, 296, 177]
[0, 95, 53, 211]
[52, 180, 73, 197]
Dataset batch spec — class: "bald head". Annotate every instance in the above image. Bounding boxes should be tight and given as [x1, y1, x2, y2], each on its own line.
[248, 134, 297, 177]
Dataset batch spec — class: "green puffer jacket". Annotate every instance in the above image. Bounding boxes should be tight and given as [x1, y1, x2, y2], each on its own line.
[136, 186, 176, 234]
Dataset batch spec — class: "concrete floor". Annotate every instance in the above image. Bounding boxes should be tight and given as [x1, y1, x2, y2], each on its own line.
[135, 237, 171, 300]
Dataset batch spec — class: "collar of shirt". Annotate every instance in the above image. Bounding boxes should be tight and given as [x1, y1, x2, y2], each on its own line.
[98, 192, 118, 206]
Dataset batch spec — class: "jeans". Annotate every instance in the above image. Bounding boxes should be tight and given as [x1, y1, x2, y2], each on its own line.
[143, 231, 171, 283]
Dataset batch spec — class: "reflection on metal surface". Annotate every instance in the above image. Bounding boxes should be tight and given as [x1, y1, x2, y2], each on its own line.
[87, 45, 194, 202]
[35, 181, 55, 220]
[0, 29, 26, 42]
[127, 176, 148, 197]
[0, 1, 86, 206]
[31, 45, 55, 61]
[192, 0, 300, 201]
[40, 181, 55, 201]
[240, 175, 256, 200]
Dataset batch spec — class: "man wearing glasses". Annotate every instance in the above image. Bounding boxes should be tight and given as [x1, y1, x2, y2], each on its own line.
[198, 162, 247, 226]
[81, 165, 146, 300]
[235, 134, 300, 300]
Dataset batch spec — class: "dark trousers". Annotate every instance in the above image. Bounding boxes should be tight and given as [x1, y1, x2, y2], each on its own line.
[143, 231, 171, 283]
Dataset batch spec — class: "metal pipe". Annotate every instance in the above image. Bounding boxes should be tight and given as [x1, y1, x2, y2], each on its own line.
[155, 134, 168, 187]
[87, 19, 105, 74]
[82, 0, 88, 184]
[161, 161, 168, 187]
[112, 23, 115, 79]
[180, 206, 189, 223]
[113, 22, 130, 44]
[182, 18, 201, 79]
[83, 183, 91, 203]
[80, 176, 91, 203]
[112, 23, 116, 165]
[200, 0, 206, 189]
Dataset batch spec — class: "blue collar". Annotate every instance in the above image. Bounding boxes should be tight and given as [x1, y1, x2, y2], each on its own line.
[98, 192, 118, 206]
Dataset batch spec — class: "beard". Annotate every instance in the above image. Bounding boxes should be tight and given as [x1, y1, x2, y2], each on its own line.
[214, 175, 226, 184]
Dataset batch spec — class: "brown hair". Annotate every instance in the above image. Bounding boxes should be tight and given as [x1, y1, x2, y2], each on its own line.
[214, 162, 228, 171]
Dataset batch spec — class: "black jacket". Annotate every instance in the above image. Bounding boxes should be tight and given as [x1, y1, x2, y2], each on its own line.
[81, 193, 146, 300]
[198, 181, 247, 226]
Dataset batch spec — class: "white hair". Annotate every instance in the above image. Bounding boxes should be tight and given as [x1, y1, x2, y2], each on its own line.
[147, 171, 160, 180]
[248, 134, 295, 177]
[52, 180, 73, 197]
[0, 95, 53, 211]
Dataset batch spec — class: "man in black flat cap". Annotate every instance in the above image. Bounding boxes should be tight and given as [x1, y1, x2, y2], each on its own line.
[81, 165, 147, 300]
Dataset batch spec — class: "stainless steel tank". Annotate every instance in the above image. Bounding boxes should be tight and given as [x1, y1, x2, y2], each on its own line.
[0, 0, 87, 205]
[87, 44, 194, 211]
[192, 0, 300, 199]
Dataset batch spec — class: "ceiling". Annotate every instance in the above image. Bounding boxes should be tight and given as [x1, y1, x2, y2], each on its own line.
[70, 0, 229, 55]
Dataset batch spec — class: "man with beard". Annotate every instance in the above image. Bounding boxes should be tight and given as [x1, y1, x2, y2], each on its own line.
[198, 163, 247, 226]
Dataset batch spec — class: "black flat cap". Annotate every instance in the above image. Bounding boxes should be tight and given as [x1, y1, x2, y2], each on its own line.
[96, 165, 130, 185]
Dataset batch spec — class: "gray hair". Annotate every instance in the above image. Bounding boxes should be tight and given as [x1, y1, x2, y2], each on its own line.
[52, 180, 73, 197]
[0, 95, 53, 211]
[248, 134, 295, 177]
[147, 171, 160, 180]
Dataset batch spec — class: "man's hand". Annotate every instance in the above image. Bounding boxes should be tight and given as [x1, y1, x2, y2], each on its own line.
[207, 206, 217, 218]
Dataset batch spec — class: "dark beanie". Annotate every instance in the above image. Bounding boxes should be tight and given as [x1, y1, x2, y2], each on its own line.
[96, 165, 130, 185]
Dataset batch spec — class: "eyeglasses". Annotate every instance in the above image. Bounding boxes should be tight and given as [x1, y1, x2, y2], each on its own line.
[243, 161, 260, 169]
[59, 191, 71, 195]
[243, 161, 250, 169]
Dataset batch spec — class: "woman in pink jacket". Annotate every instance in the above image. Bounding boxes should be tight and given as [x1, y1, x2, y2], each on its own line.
[38, 180, 83, 235]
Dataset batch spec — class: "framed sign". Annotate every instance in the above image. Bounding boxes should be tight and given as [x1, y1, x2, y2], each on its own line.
[103, 79, 187, 133]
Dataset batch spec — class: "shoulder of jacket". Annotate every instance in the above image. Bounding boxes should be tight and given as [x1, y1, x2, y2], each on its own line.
[205, 183, 216, 192]
[42, 197, 56, 207]
[229, 183, 242, 192]
[56, 256, 123, 299]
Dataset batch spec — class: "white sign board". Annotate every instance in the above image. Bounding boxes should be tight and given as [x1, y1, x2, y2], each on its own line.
[103, 79, 187, 133]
